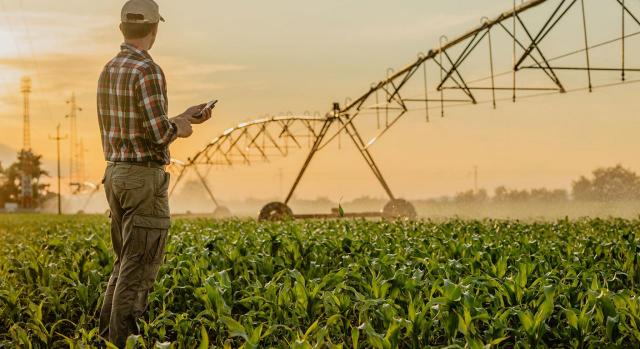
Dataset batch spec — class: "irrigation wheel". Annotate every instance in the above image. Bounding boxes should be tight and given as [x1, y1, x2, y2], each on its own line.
[258, 202, 293, 221]
[383, 199, 417, 219]
[213, 206, 232, 219]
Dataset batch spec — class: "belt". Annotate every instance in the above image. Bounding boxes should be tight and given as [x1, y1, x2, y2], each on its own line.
[109, 161, 166, 170]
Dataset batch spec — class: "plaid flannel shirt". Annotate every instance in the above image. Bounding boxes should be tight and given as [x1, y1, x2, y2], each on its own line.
[97, 43, 176, 165]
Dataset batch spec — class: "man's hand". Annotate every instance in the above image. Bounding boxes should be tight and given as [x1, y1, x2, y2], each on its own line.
[181, 103, 213, 125]
[171, 117, 193, 138]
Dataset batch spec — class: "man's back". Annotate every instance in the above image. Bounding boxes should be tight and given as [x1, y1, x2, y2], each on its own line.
[97, 43, 173, 165]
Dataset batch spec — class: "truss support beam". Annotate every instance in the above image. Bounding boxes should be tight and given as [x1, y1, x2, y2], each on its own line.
[285, 119, 335, 204]
[514, 0, 575, 67]
[340, 0, 549, 113]
[169, 166, 188, 197]
[497, 21, 565, 92]
[513, 13, 567, 92]
[616, 0, 640, 27]
[194, 165, 220, 208]
[340, 118, 396, 200]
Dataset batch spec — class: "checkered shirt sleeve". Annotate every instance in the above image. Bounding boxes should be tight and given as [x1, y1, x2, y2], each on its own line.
[136, 64, 177, 146]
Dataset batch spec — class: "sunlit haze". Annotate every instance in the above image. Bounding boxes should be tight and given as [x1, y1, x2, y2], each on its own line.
[0, 0, 638, 209]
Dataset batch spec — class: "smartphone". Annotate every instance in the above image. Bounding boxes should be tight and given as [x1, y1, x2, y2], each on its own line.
[194, 100, 218, 118]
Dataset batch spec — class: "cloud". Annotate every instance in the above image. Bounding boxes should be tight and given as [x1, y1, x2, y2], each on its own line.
[162, 59, 247, 76]
[0, 11, 115, 57]
[0, 55, 103, 89]
[0, 54, 248, 109]
[0, 10, 248, 103]
[0, 9, 249, 186]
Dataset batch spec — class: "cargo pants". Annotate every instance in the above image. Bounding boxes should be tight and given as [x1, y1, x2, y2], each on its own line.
[98, 162, 171, 347]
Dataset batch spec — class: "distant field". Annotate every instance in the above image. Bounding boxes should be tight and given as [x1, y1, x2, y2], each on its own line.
[169, 200, 640, 221]
[54, 190, 640, 220]
[1, 214, 640, 347]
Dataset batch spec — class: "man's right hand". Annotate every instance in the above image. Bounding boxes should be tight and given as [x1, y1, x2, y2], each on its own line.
[172, 117, 193, 138]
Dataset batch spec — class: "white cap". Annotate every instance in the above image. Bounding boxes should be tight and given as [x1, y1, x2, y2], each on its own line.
[121, 0, 165, 24]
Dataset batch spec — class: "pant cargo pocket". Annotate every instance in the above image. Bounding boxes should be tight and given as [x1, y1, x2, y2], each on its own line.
[131, 215, 170, 290]
[132, 215, 170, 263]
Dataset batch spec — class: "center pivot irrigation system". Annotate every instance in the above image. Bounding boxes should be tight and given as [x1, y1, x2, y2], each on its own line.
[171, 0, 640, 220]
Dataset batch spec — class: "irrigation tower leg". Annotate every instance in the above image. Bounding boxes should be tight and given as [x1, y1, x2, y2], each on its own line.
[194, 165, 220, 208]
[285, 119, 334, 204]
[169, 166, 188, 197]
[340, 119, 396, 201]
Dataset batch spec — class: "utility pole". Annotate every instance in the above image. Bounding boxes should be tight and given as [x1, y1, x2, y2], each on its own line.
[20, 77, 32, 209]
[49, 124, 68, 215]
[66, 93, 82, 188]
[21, 77, 31, 151]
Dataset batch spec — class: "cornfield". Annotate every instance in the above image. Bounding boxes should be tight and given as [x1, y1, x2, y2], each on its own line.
[1, 214, 640, 348]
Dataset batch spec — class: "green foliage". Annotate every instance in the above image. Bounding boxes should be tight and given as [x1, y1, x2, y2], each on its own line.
[493, 186, 568, 203]
[0, 150, 50, 207]
[573, 164, 640, 201]
[2, 214, 640, 347]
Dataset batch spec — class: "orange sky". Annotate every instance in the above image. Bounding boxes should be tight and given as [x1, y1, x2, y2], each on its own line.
[0, 0, 639, 205]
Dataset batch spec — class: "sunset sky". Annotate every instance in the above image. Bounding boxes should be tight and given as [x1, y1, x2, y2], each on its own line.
[0, 0, 639, 208]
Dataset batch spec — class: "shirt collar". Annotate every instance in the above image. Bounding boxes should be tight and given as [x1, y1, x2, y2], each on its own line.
[120, 43, 153, 60]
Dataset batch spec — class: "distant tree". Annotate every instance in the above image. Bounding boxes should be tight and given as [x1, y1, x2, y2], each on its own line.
[417, 196, 452, 204]
[509, 189, 530, 202]
[291, 196, 334, 206]
[494, 186, 508, 202]
[572, 176, 594, 201]
[0, 150, 50, 208]
[349, 196, 381, 204]
[530, 188, 568, 202]
[493, 186, 568, 202]
[494, 186, 529, 202]
[454, 189, 488, 203]
[348, 196, 386, 208]
[572, 164, 640, 201]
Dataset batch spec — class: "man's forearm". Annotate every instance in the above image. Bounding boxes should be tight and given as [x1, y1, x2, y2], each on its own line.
[170, 115, 193, 138]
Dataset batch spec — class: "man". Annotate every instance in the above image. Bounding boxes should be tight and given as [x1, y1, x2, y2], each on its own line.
[96, 0, 213, 346]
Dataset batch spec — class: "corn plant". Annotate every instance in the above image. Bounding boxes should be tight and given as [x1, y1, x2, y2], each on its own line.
[1, 214, 640, 347]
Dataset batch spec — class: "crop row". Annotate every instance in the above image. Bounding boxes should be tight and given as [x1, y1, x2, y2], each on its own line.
[1, 215, 640, 347]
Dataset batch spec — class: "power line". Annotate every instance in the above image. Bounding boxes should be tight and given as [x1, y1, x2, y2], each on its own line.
[49, 124, 67, 215]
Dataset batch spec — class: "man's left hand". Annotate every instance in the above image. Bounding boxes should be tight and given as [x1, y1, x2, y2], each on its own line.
[181, 103, 213, 124]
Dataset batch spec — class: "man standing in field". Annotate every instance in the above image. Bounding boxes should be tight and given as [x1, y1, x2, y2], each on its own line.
[96, 0, 213, 346]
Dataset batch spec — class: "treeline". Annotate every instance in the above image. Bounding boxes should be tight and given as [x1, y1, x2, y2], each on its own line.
[0, 150, 50, 209]
[446, 164, 640, 204]
[452, 187, 569, 204]
[572, 165, 640, 201]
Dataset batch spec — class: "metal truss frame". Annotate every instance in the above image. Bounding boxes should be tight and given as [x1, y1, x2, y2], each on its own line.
[176, 0, 640, 212]
[170, 108, 398, 207]
[324, 0, 640, 152]
[169, 115, 333, 207]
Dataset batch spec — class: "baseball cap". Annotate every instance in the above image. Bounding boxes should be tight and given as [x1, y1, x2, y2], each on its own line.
[121, 0, 165, 24]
